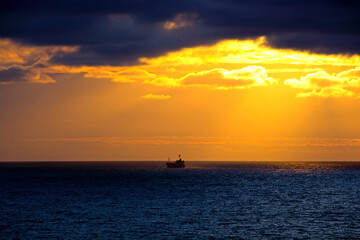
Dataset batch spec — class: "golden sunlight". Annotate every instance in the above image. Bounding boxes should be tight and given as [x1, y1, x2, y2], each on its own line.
[1, 36, 360, 161]
[43, 37, 360, 97]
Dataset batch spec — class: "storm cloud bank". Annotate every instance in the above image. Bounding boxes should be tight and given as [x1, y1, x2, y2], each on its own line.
[1, 0, 359, 66]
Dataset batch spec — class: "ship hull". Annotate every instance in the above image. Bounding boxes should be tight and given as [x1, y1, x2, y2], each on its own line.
[166, 162, 185, 168]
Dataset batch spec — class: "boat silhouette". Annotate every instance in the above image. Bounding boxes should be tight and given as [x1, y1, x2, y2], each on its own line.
[166, 155, 185, 168]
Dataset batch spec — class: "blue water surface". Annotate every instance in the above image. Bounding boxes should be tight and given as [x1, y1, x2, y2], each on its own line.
[1, 161, 360, 239]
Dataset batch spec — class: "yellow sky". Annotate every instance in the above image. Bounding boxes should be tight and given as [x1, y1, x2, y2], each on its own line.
[1, 37, 360, 161]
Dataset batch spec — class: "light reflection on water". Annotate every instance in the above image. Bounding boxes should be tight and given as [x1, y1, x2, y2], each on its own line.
[1, 161, 360, 239]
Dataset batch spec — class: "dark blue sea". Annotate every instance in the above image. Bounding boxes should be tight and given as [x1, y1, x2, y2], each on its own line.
[1, 161, 360, 239]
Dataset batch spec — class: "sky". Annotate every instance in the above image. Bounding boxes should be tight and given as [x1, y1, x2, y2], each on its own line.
[0, 0, 360, 161]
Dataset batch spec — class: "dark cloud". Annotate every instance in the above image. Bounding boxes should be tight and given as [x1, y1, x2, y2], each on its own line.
[1, 0, 359, 66]
[267, 33, 360, 54]
[0, 67, 28, 83]
[0, 66, 54, 83]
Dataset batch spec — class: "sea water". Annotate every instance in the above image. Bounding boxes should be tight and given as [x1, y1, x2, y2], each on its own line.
[1, 161, 359, 239]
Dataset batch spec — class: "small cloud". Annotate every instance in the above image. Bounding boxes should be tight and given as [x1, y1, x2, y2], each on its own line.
[0, 39, 75, 84]
[285, 68, 360, 98]
[163, 13, 196, 30]
[145, 66, 276, 89]
[84, 68, 155, 83]
[182, 66, 275, 88]
[297, 87, 355, 98]
[141, 94, 171, 100]
[0, 66, 55, 84]
[338, 67, 360, 83]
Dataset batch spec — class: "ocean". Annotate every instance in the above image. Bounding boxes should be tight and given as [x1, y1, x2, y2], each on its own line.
[1, 161, 359, 239]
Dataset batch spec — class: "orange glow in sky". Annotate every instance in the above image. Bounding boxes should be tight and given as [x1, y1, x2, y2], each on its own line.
[0, 37, 360, 161]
